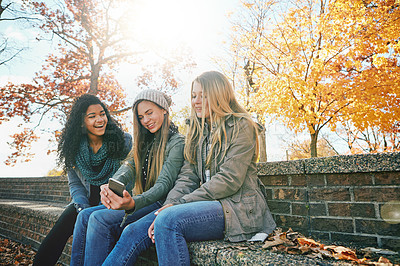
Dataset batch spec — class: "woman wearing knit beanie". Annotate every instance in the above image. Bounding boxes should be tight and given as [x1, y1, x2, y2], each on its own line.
[70, 89, 185, 266]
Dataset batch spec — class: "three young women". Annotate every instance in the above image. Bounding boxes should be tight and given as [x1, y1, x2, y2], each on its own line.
[70, 89, 185, 265]
[82, 71, 276, 265]
[33, 94, 132, 265]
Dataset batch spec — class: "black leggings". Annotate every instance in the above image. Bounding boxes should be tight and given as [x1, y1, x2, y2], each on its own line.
[33, 186, 100, 265]
[33, 204, 77, 265]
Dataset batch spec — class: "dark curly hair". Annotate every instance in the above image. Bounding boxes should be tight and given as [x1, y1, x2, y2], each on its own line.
[58, 94, 128, 171]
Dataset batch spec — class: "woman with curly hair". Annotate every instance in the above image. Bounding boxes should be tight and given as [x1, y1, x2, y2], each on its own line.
[33, 94, 132, 266]
[70, 89, 185, 266]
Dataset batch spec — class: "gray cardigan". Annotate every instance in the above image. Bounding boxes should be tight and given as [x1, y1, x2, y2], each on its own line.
[164, 116, 276, 242]
[112, 132, 185, 212]
[68, 132, 132, 210]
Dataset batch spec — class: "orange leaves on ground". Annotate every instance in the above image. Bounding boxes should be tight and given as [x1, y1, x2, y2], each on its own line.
[297, 237, 321, 248]
[262, 228, 395, 265]
[0, 237, 35, 265]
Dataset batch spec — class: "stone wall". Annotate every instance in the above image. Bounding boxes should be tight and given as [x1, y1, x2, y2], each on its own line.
[258, 152, 400, 251]
[0, 152, 399, 265]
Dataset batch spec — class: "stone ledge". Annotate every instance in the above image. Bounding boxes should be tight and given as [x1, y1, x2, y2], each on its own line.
[0, 199, 66, 217]
[257, 160, 305, 176]
[187, 240, 350, 265]
[257, 152, 400, 175]
[0, 199, 354, 265]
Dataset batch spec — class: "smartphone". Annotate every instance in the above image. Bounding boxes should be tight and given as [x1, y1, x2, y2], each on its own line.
[108, 178, 125, 197]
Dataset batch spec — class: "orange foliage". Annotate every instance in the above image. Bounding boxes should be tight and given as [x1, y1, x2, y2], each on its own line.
[231, 0, 400, 157]
[5, 128, 39, 165]
[1, 1, 196, 165]
[0, 0, 133, 165]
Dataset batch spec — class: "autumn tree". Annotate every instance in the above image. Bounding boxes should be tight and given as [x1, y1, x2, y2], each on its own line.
[285, 134, 338, 160]
[336, 121, 400, 154]
[0, 0, 133, 164]
[230, 0, 400, 157]
[220, 5, 271, 161]
[0, 0, 195, 165]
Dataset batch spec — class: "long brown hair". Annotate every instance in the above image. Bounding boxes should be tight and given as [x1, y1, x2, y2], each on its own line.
[185, 71, 259, 166]
[127, 101, 171, 194]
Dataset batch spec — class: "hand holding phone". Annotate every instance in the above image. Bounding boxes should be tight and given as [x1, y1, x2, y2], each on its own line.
[108, 178, 125, 197]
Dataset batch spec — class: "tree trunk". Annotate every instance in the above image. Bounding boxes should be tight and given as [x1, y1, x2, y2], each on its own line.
[88, 64, 100, 95]
[310, 131, 318, 158]
[258, 125, 267, 162]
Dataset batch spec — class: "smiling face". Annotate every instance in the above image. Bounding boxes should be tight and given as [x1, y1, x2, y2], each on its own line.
[84, 104, 108, 139]
[137, 100, 166, 134]
[191, 81, 210, 119]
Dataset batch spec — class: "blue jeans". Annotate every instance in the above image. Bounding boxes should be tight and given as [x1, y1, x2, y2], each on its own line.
[101, 201, 224, 266]
[154, 201, 225, 266]
[70, 202, 162, 266]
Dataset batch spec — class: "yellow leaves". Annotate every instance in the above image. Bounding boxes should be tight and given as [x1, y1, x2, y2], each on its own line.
[231, 0, 400, 157]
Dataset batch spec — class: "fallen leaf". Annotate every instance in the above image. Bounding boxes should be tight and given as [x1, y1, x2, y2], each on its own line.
[297, 237, 322, 248]
[262, 235, 285, 248]
[287, 247, 303, 255]
[378, 256, 391, 263]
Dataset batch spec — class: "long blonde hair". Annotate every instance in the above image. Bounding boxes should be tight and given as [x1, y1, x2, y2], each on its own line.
[127, 101, 170, 194]
[185, 71, 259, 166]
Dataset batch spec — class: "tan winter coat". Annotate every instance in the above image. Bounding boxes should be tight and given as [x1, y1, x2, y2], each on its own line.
[164, 116, 276, 242]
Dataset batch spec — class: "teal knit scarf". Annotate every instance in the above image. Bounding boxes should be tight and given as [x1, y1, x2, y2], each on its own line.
[75, 138, 121, 186]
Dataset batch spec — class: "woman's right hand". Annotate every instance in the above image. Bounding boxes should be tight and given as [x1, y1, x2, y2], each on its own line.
[148, 204, 173, 243]
[100, 184, 135, 211]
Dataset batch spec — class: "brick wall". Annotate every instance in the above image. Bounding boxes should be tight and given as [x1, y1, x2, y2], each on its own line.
[0, 200, 72, 264]
[0, 152, 399, 257]
[258, 152, 400, 251]
[0, 176, 72, 264]
[0, 176, 70, 203]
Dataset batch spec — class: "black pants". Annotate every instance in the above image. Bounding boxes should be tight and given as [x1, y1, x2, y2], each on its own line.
[33, 185, 100, 265]
[33, 204, 77, 265]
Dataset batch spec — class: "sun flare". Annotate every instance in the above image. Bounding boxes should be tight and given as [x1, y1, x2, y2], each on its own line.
[124, 0, 222, 54]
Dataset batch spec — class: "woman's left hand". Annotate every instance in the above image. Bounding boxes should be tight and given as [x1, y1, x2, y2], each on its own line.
[100, 184, 135, 211]
[148, 204, 173, 243]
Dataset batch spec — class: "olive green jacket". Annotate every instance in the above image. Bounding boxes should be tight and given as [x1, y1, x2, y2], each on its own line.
[164, 116, 276, 242]
[112, 133, 185, 212]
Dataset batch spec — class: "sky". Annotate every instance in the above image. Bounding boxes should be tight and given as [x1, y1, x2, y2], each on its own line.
[0, 0, 317, 177]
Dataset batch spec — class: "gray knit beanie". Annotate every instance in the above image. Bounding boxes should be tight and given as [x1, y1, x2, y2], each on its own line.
[132, 89, 172, 112]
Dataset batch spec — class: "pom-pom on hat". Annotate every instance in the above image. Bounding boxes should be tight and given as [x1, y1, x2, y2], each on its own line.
[132, 89, 172, 112]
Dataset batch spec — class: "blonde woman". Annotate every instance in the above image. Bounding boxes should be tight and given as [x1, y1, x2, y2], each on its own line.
[97, 71, 276, 266]
[70, 89, 185, 266]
